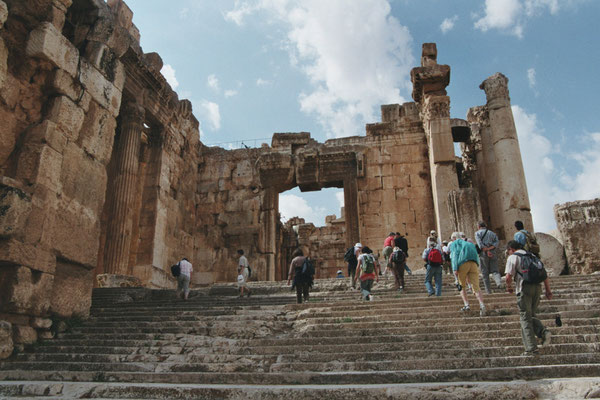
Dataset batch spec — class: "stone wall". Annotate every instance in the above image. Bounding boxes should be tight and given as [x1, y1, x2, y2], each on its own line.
[554, 199, 600, 274]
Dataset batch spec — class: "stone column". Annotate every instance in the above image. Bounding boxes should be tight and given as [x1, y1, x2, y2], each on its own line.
[467, 106, 491, 224]
[411, 43, 459, 240]
[103, 100, 144, 275]
[480, 73, 533, 239]
[343, 177, 360, 248]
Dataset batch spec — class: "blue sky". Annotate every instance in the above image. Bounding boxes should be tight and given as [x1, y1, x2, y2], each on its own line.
[124, 0, 599, 234]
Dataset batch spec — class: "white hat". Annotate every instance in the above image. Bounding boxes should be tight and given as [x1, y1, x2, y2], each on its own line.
[355, 243, 363, 248]
[430, 230, 437, 236]
[336, 270, 343, 274]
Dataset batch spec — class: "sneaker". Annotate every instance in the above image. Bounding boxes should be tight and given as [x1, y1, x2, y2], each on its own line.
[428, 292, 435, 297]
[369, 295, 374, 301]
[460, 305, 470, 312]
[480, 307, 486, 317]
[521, 350, 539, 357]
[366, 294, 372, 301]
[541, 330, 552, 346]
[407, 270, 413, 276]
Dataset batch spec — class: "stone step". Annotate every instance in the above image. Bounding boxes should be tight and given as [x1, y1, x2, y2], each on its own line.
[2, 363, 600, 385]
[28, 333, 600, 357]
[3, 378, 600, 400]
[12, 342, 600, 365]
[47, 322, 599, 346]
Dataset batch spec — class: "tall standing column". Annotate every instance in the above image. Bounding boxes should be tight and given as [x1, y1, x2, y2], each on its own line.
[480, 73, 533, 239]
[103, 100, 144, 275]
[411, 43, 459, 240]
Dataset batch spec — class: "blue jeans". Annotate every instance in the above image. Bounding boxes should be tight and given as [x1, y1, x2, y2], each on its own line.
[425, 265, 442, 296]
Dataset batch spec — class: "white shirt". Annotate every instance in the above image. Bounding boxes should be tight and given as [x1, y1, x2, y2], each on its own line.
[179, 259, 193, 277]
[505, 249, 527, 294]
[238, 255, 249, 269]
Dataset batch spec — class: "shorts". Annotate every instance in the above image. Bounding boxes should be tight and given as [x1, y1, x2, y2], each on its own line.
[177, 274, 190, 293]
[237, 268, 249, 288]
[457, 260, 480, 292]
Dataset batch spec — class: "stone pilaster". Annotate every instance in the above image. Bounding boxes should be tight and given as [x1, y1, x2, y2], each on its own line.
[103, 100, 144, 275]
[480, 73, 533, 239]
[343, 177, 360, 248]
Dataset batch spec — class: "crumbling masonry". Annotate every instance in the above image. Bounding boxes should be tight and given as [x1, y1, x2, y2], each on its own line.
[0, 0, 595, 352]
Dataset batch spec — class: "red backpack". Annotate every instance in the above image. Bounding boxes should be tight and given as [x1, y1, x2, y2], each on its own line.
[427, 248, 443, 266]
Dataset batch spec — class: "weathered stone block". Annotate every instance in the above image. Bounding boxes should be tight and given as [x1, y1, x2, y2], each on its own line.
[0, 266, 53, 315]
[60, 142, 107, 212]
[27, 120, 67, 154]
[29, 317, 52, 329]
[96, 274, 142, 288]
[0, 238, 56, 274]
[26, 22, 79, 77]
[0, 320, 12, 359]
[46, 69, 82, 103]
[12, 324, 36, 345]
[49, 260, 94, 318]
[0, 1, 8, 29]
[79, 59, 122, 117]
[0, 38, 7, 89]
[47, 96, 85, 141]
[0, 184, 32, 237]
[78, 101, 117, 162]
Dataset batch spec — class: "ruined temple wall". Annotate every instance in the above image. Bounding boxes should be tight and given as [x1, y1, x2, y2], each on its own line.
[359, 104, 436, 262]
[0, 0, 126, 348]
[195, 146, 268, 284]
[554, 199, 600, 274]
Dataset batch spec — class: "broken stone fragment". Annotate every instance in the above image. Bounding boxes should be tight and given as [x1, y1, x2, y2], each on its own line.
[0, 320, 13, 359]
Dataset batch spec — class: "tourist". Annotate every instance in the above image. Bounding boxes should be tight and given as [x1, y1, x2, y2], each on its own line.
[381, 232, 395, 276]
[236, 249, 252, 298]
[475, 221, 503, 294]
[425, 230, 441, 248]
[348, 242, 362, 288]
[504, 240, 552, 356]
[514, 220, 541, 257]
[353, 246, 379, 301]
[287, 248, 314, 303]
[176, 257, 193, 300]
[422, 241, 443, 296]
[394, 232, 412, 275]
[336, 269, 344, 278]
[388, 246, 406, 292]
[442, 240, 452, 275]
[450, 232, 487, 316]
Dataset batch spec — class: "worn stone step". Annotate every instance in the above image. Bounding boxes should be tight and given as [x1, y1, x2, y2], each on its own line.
[2, 363, 600, 385]
[3, 378, 600, 400]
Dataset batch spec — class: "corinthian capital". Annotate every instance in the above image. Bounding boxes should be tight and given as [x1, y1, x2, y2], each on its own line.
[480, 73, 510, 103]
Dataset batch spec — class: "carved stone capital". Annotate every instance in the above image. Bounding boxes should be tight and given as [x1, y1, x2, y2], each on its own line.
[423, 96, 450, 120]
[480, 73, 510, 103]
[121, 99, 145, 129]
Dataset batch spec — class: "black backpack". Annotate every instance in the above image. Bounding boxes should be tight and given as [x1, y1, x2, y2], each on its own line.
[301, 258, 315, 276]
[343, 247, 356, 262]
[170, 262, 180, 277]
[391, 249, 405, 265]
[516, 252, 548, 284]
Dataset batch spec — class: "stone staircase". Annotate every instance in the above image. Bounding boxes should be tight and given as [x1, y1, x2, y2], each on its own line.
[1, 274, 600, 399]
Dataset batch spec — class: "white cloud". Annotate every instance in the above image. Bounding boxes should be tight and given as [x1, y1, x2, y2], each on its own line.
[226, 0, 414, 138]
[474, 0, 563, 37]
[161, 64, 179, 89]
[224, 89, 238, 97]
[335, 191, 344, 210]
[207, 74, 220, 92]
[527, 67, 536, 88]
[279, 193, 326, 225]
[256, 78, 271, 86]
[512, 105, 600, 232]
[440, 15, 458, 33]
[197, 100, 221, 130]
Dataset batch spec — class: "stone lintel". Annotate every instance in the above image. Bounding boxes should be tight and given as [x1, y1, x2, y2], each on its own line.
[271, 132, 311, 149]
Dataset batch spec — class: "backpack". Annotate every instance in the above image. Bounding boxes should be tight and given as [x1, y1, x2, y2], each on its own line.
[343, 247, 356, 262]
[391, 249, 406, 265]
[301, 258, 315, 276]
[427, 248, 443, 266]
[522, 230, 541, 257]
[516, 252, 548, 284]
[360, 254, 375, 274]
[170, 262, 180, 277]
